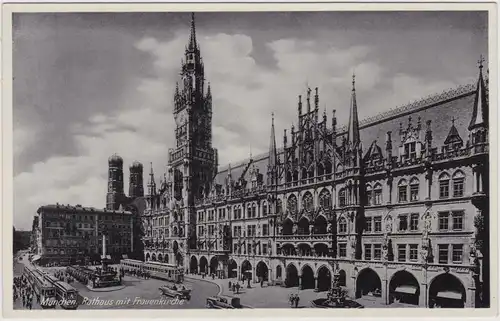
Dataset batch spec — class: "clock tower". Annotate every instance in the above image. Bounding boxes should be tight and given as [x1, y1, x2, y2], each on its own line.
[169, 13, 218, 251]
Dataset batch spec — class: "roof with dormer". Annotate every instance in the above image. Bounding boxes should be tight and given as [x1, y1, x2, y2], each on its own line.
[212, 74, 486, 188]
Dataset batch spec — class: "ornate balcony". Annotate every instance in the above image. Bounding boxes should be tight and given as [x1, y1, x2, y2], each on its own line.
[276, 233, 330, 242]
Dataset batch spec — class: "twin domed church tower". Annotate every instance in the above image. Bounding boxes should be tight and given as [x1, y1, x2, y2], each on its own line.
[106, 155, 144, 210]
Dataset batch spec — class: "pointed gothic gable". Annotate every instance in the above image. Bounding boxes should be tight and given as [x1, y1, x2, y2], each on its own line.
[364, 140, 383, 162]
[444, 123, 463, 146]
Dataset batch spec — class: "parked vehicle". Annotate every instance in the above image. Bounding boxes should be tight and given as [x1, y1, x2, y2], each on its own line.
[159, 284, 191, 300]
[206, 295, 242, 309]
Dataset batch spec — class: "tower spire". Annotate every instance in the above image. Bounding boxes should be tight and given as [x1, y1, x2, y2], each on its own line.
[189, 12, 197, 50]
[147, 162, 156, 195]
[347, 72, 360, 147]
[469, 55, 488, 130]
[268, 112, 277, 170]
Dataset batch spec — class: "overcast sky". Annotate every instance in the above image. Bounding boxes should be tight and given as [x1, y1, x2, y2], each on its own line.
[13, 11, 487, 230]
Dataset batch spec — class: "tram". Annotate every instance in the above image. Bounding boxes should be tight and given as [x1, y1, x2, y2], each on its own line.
[43, 273, 80, 309]
[22, 265, 57, 309]
[120, 259, 184, 283]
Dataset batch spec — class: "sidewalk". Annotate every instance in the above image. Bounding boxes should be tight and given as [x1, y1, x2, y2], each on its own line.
[184, 274, 326, 308]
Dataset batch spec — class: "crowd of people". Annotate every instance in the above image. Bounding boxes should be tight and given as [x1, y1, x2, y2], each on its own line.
[54, 270, 74, 284]
[13, 275, 38, 310]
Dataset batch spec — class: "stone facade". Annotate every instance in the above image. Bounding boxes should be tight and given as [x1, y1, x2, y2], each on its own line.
[118, 14, 489, 308]
[32, 204, 134, 264]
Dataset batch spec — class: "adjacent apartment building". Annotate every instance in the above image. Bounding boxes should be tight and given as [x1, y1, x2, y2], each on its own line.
[31, 204, 134, 265]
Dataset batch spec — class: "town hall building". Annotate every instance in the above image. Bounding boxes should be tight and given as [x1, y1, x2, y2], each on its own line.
[107, 14, 489, 308]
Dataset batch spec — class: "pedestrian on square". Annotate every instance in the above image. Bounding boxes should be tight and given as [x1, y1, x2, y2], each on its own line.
[295, 294, 300, 308]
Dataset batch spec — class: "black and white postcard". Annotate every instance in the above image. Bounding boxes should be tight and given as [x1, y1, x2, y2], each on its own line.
[2, 2, 498, 318]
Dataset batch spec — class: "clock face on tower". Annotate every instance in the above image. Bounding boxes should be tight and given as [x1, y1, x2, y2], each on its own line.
[176, 109, 188, 126]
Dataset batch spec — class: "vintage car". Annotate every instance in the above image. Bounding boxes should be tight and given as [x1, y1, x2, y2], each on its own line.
[159, 284, 191, 300]
[206, 295, 242, 309]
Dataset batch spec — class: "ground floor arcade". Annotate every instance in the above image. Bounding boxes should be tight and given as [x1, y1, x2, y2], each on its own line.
[184, 254, 477, 308]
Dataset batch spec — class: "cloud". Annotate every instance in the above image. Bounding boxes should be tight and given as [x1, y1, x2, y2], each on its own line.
[13, 30, 468, 230]
[13, 126, 36, 158]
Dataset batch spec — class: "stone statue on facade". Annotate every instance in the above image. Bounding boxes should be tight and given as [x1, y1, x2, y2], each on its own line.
[385, 215, 393, 234]
[382, 235, 389, 261]
[349, 235, 356, 259]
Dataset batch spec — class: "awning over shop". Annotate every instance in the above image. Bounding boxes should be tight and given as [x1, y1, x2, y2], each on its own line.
[395, 286, 417, 295]
[122, 254, 128, 259]
[437, 291, 462, 300]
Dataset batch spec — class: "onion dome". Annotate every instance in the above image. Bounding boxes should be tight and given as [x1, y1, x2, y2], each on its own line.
[130, 161, 143, 169]
[108, 153, 123, 164]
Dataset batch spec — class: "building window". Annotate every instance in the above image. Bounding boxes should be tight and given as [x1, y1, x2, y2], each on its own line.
[405, 141, 417, 159]
[262, 224, 269, 236]
[319, 189, 332, 208]
[438, 212, 449, 231]
[364, 244, 372, 260]
[409, 244, 418, 261]
[374, 216, 382, 232]
[339, 243, 347, 258]
[398, 244, 406, 262]
[366, 185, 372, 206]
[398, 179, 408, 203]
[339, 218, 347, 234]
[453, 171, 465, 198]
[262, 243, 268, 255]
[339, 189, 346, 207]
[452, 244, 463, 263]
[374, 184, 382, 205]
[410, 178, 419, 201]
[302, 192, 314, 212]
[365, 217, 372, 233]
[439, 172, 450, 199]
[410, 213, 419, 231]
[374, 244, 382, 260]
[399, 215, 408, 231]
[452, 211, 464, 230]
[287, 195, 298, 214]
[438, 244, 449, 264]
[262, 203, 267, 216]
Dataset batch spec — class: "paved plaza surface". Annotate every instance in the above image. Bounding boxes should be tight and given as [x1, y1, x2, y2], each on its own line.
[13, 254, 218, 310]
[185, 274, 415, 309]
[14, 253, 414, 310]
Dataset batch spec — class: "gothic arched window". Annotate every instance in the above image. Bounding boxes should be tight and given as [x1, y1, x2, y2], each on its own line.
[338, 217, 347, 234]
[366, 184, 372, 206]
[339, 188, 346, 207]
[398, 179, 408, 203]
[302, 192, 313, 212]
[452, 170, 465, 198]
[319, 189, 332, 208]
[287, 194, 298, 214]
[439, 172, 450, 199]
